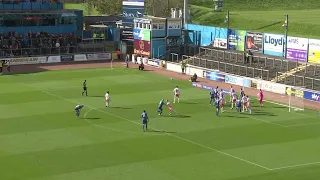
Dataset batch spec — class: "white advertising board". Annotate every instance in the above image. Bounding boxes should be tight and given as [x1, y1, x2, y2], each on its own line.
[74, 54, 87, 61]
[257, 80, 286, 94]
[47, 56, 61, 63]
[166, 62, 181, 73]
[186, 67, 205, 78]
[1, 56, 47, 65]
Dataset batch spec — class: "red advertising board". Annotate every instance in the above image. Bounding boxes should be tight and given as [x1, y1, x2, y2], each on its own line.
[134, 39, 150, 57]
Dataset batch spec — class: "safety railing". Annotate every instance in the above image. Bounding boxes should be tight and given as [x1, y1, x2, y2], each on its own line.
[275, 72, 320, 91]
[188, 57, 270, 81]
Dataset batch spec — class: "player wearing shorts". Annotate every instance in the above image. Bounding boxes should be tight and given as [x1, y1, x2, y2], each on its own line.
[215, 98, 220, 116]
[209, 89, 216, 105]
[166, 100, 176, 115]
[230, 92, 237, 109]
[141, 110, 149, 131]
[236, 99, 242, 113]
[242, 95, 248, 112]
[258, 89, 263, 106]
[75, 105, 84, 118]
[230, 86, 234, 103]
[246, 96, 252, 114]
[82, 80, 88, 96]
[157, 99, 165, 115]
[220, 96, 225, 113]
[105, 91, 111, 107]
[173, 86, 180, 103]
[240, 88, 245, 98]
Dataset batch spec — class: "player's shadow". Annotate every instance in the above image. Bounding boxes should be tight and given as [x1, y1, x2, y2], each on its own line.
[251, 112, 277, 116]
[273, 106, 286, 109]
[162, 115, 191, 118]
[149, 130, 177, 133]
[225, 115, 248, 118]
[83, 117, 101, 120]
[183, 102, 198, 104]
[89, 95, 105, 98]
[110, 107, 133, 109]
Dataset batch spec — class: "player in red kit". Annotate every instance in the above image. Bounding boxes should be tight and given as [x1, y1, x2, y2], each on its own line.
[258, 89, 263, 106]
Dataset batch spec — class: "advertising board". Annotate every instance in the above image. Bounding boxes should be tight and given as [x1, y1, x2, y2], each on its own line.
[74, 54, 87, 61]
[303, 90, 320, 102]
[285, 87, 304, 99]
[121, 29, 134, 40]
[246, 32, 263, 53]
[257, 81, 286, 94]
[166, 62, 181, 73]
[213, 38, 227, 49]
[61, 55, 74, 62]
[122, 0, 144, 25]
[286, 36, 308, 62]
[205, 71, 225, 82]
[133, 28, 151, 41]
[147, 59, 161, 67]
[87, 53, 111, 60]
[134, 39, 151, 56]
[224, 75, 251, 88]
[263, 33, 285, 56]
[228, 29, 246, 51]
[308, 39, 320, 64]
[1, 57, 47, 65]
[46, 56, 61, 63]
[186, 67, 205, 78]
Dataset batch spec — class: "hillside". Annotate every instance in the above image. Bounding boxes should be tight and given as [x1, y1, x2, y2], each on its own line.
[189, 0, 320, 38]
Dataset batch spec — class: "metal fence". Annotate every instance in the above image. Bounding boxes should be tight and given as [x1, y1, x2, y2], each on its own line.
[275, 72, 320, 91]
[188, 57, 270, 80]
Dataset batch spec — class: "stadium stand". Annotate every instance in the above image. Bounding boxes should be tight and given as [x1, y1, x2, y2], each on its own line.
[180, 47, 320, 91]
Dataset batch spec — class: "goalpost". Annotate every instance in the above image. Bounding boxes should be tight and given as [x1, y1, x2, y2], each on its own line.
[287, 87, 305, 112]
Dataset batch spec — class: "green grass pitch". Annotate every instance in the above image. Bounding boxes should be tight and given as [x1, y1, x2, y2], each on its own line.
[1, 67, 320, 180]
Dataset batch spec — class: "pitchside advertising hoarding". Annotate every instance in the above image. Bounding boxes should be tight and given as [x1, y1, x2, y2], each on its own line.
[263, 33, 285, 57]
[228, 29, 246, 51]
[308, 39, 320, 64]
[224, 75, 251, 88]
[205, 71, 225, 82]
[303, 90, 320, 102]
[122, 0, 144, 25]
[246, 32, 263, 53]
[134, 39, 150, 56]
[285, 87, 304, 99]
[286, 36, 308, 62]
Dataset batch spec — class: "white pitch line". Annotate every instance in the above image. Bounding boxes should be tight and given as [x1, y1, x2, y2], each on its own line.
[39, 89, 271, 171]
[284, 122, 320, 127]
[271, 161, 320, 171]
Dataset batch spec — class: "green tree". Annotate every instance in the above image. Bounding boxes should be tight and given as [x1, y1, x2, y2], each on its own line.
[95, 0, 122, 15]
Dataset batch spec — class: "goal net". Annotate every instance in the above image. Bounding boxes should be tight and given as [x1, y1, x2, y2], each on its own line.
[287, 87, 305, 112]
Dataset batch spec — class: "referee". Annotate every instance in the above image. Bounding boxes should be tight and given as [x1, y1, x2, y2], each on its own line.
[82, 80, 88, 96]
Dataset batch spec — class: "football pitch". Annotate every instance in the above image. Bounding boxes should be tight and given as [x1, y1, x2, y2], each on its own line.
[1, 67, 320, 180]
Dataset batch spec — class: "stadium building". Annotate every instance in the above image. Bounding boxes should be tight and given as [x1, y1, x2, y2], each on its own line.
[0, 0, 111, 58]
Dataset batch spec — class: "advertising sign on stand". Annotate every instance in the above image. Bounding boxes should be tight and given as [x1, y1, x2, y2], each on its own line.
[263, 33, 285, 56]
[286, 36, 308, 62]
[246, 32, 263, 53]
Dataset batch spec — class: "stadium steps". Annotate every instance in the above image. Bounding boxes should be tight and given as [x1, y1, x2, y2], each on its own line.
[271, 63, 311, 82]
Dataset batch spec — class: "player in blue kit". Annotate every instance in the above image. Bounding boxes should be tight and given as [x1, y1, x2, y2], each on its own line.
[215, 98, 220, 116]
[209, 89, 216, 105]
[240, 88, 245, 98]
[75, 105, 84, 118]
[236, 99, 242, 113]
[141, 110, 149, 131]
[156, 99, 165, 115]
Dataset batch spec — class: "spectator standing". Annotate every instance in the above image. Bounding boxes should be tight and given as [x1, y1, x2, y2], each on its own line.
[181, 61, 186, 74]
[125, 54, 129, 68]
[6, 61, 10, 73]
[117, 49, 121, 60]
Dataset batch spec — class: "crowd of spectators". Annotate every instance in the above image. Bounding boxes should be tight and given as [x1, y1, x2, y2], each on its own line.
[0, 0, 61, 4]
[0, 31, 77, 57]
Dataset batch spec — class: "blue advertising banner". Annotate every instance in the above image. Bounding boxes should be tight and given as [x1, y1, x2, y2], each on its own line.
[122, 0, 144, 25]
[303, 90, 320, 102]
[228, 29, 246, 51]
[205, 71, 225, 82]
[224, 75, 251, 88]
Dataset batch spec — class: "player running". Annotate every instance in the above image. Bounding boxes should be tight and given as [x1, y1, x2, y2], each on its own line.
[166, 100, 176, 115]
[157, 99, 165, 115]
[215, 98, 220, 116]
[258, 89, 263, 106]
[82, 80, 88, 96]
[247, 95, 252, 114]
[173, 86, 180, 103]
[242, 95, 248, 112]
[230, 91, 237, 109]
[209, 88, 216, 105]
[105, 91, 111, 107]
[75, 104, 84, 118]
[141, 110, 149, 131]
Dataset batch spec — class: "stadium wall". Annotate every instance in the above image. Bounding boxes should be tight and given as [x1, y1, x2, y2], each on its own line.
[184, 24, 320, 64]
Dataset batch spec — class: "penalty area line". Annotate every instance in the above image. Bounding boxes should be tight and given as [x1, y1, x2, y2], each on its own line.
[39, 89, 272, 171]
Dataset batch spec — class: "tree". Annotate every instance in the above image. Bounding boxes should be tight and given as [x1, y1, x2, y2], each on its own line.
[95, 0, 122, 15]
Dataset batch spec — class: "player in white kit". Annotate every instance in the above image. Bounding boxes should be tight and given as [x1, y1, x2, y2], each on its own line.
[230, 91, 237, 109]
[246, 95, 252, 114]
[241, 95, 248, 112]
[105, 91, 111, 107]
[229, 86, 234, 104]
[173, 86, 180, 103]
[219, 90, 225, 113]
